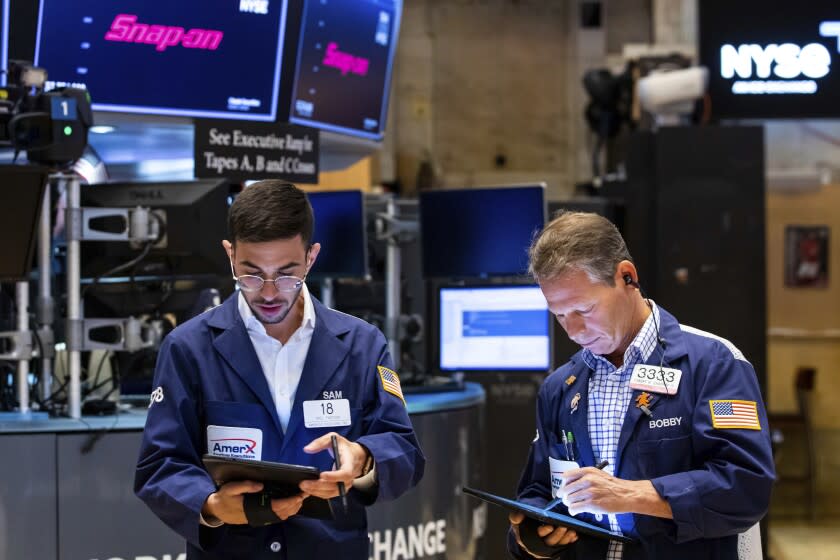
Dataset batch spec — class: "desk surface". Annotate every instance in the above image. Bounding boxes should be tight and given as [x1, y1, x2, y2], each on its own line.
[0, 382, 485, 434]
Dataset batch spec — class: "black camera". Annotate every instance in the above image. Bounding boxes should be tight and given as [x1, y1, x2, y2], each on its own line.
[0, 60, 93, 167]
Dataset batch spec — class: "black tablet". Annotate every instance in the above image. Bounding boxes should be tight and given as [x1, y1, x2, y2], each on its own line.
[203, 454, 332, 519]
[462, 486, 636, 544]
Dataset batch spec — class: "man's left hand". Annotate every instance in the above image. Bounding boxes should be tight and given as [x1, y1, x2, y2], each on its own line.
[300, 432, 369, 499]
[559, 467, 670, 518]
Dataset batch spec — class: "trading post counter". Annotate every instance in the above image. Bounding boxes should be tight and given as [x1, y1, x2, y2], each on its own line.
[0, 383, 485, 560]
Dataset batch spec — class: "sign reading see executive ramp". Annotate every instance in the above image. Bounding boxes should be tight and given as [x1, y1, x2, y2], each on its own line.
[194, 120, 319, 183]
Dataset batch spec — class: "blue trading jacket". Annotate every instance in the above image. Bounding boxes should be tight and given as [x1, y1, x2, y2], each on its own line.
[135, 293, 425, 559]
[508, 307, 774, 560]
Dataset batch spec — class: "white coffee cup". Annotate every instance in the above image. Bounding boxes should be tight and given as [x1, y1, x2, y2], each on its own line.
[548, 457, 580, 499]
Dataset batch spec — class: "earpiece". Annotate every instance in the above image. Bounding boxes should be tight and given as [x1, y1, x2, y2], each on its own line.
[623, 274, 638, 288]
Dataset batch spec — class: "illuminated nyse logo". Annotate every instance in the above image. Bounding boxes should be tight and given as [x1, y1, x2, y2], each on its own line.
[720, 21, 840, 95]
[323, 42, 370, 76]
[240, 0, 269, 14]
[104, 14, 224, 52]
[209, 438, 258, 459]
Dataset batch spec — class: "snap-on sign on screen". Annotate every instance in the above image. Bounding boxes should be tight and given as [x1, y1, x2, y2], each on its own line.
[35, 0, 289, 121]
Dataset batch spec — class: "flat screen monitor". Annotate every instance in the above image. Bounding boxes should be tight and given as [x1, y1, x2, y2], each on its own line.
[80, 179, 232, 280]
[289, 0, 402, 140]
[699, 0, 840, 118]
[438, 284, 550, 372]
[419, 185, 546, 278]
[34, 0, 289, 121]
[79, 179, 234, 319]
[308, 190, 368, 278]
[0, 164, 49, 281]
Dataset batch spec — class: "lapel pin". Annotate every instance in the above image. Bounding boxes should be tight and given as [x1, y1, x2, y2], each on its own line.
[635, 392, 653, 418]
[570, 392, 581, 414]
[565, 375, 577, 386]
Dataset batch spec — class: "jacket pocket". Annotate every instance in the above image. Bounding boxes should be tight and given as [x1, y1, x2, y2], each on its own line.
[636, 435, 692, 479]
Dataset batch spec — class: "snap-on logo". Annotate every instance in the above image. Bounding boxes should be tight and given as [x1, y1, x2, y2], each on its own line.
[104, 14, 224, 52]
[210, 438, 257, 458]
[322, 42, 370, 76]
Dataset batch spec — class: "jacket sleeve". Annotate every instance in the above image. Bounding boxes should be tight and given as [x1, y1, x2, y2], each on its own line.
[648, 348, 775, 542]
[353, 332, 425, 504]
[134, 333, 223, 550]
[507, 381, 574, 560]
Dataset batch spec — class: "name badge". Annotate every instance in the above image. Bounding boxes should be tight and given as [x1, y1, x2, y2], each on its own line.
[629, 364, 683, 395]
[303, 398, 351, 428]
[207, 425, 263, 460]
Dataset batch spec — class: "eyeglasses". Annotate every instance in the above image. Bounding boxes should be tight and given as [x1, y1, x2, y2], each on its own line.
[229, 260, 306, 293]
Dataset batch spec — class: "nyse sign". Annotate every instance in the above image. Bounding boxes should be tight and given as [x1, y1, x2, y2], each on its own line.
[720, 20, 840, 94]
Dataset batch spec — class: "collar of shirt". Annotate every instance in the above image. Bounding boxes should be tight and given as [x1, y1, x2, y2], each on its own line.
[237, 283, 316, 340]
[236, 283, 316, 433]
[581, 300, 661, 376]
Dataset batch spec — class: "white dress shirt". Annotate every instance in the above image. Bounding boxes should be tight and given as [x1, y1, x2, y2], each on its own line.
[237, 284, 316, 433]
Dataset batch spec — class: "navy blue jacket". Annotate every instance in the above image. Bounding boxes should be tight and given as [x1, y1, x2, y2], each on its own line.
[135, 293, 425, 559]
[508, 307, 774, 560]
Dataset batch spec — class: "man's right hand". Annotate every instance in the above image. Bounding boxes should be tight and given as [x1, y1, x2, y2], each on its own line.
[202, 480, 308, 525]
[509, 512, 578, 558]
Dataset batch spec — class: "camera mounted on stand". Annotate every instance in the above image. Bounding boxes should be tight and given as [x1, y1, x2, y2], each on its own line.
[0, 60, 93, 167]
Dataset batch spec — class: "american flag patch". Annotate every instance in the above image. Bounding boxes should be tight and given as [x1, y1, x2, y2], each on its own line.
[709, 400, 761, 430]
[377, 366, 405, 405]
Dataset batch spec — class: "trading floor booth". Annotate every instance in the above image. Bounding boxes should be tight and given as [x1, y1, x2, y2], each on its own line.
[0, 386, 485, 560]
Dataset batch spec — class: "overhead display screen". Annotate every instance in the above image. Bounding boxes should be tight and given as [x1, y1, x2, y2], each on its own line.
[289, 0, 402, 140]
[699, 0, 840, 118]
[35, 0, 289, 121]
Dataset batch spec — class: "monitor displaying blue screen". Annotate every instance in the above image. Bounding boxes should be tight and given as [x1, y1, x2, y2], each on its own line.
[419, 185, 546, 278]
[439, 285, 550, 371]
[308, 190, 368, 278]
[289, 0, 402, 140]
[34, 0, 289, 121]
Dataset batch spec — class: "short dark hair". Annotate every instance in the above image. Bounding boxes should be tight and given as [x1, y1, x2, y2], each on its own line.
[228, 180, 314, 245]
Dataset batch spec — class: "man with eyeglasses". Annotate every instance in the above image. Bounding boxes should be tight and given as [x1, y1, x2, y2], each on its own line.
[135, 180, 425, 559]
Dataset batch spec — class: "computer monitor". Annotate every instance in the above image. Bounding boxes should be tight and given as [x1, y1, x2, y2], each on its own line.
[308, 190, 368, 279]
[288, 0, 402, 140]
[79, 179, 234, 319]
[419, 184, 546, 278]
[0, 164, 49, 281]
[437, 284, 551, 372]
[34, 0, 290, 121]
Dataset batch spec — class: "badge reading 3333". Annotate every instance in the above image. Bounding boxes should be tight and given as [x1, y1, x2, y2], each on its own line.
[629, 364, 683, 395]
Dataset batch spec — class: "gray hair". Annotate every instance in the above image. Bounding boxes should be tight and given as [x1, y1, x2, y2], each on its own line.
[528, 211, 632, 285]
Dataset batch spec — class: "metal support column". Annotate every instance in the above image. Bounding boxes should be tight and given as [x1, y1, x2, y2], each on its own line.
[384, 198, 401, 367]
[15, 281, 30, 412]
[37, 176, 55, 402]
[65, 176, 82, 419]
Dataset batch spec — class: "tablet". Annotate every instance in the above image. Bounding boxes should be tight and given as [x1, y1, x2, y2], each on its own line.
[462, 486, 636, 544]
[203, 454, 333, 519]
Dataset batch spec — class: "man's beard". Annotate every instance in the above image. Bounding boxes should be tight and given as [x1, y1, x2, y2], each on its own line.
[248, 288, 303, 325]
